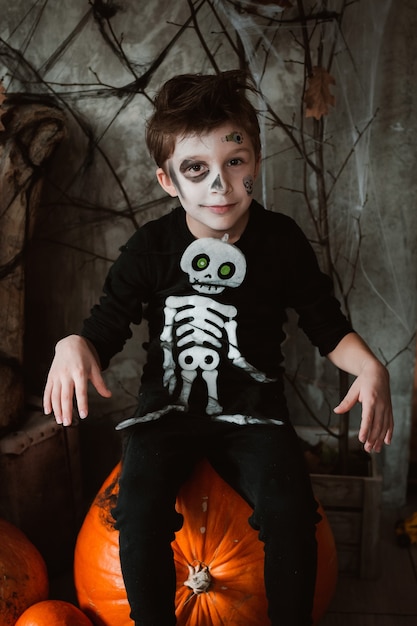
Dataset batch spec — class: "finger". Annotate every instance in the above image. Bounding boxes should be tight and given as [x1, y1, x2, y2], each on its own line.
[373, 415, 391, 451]
[74, 373, 90, 420]
[362, 409, 391, 453]
[50, 380, 63, 425]
[384, 422, 394, 445]
[90, 367, 112, 400]
[363, 430, 382, 453]
[43, 378, 53, 416]
[59, 379, 75, 426]
[333, 384, 359, 415]
[358, 402, 376, 447]
[373, 412, 393, 450]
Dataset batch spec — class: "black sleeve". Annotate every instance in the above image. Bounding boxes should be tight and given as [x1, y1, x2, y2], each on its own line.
[285, 219, 353, 355]
[80, 232, 152, 369]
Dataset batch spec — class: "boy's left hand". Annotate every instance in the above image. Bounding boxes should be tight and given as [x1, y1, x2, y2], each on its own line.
[333, 359, 393, 453]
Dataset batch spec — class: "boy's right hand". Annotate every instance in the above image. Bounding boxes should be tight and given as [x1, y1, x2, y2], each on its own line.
[43, 335, 112, 426]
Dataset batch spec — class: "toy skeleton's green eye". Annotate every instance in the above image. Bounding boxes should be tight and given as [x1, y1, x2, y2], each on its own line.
[193, 254, 209, 271]
[218, 262, 236, 279]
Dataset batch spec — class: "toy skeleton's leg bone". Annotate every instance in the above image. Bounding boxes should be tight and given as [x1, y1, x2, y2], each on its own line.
[224, 320, 276, 382]
[202, 370, 222, 415]
[177, 370, 197, 407]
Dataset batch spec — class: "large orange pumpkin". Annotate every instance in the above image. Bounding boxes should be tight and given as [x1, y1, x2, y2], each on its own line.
[75, 460, 337, 626]
[15, 600, 94, 626]
[0, 518, 49, 626]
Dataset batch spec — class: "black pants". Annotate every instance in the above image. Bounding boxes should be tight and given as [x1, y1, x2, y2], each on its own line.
[112, 413, 320, 626]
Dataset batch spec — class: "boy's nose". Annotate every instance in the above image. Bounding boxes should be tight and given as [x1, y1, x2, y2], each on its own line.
[210, 173, 229, 193]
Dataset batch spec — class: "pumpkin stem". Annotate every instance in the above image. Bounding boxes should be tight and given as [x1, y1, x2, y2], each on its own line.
[184, 562, 211, 595]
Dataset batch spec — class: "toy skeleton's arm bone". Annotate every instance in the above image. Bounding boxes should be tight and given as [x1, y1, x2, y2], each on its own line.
[225, 319, 276, 382]
[161, 342, 176, 391]
[160, 305, 177, 390]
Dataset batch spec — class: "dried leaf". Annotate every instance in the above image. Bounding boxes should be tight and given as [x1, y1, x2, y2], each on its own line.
[304, 66, 336, 120]
[0, 80, 6, 132]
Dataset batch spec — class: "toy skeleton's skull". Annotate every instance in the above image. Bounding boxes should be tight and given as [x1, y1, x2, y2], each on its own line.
[180, 238, 247, 294]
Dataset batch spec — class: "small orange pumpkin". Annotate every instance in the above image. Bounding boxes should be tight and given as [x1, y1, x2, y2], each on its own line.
[0, 518, 49, 626]
[75, 460, 337, 626]
[15, 600, 94, 626]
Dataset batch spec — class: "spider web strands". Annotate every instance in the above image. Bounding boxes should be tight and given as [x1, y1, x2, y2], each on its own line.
[358, 169, 412, 336]
[1, 2, 212, 232]
[37, 192, 174, 236]
[37, 8, 94, 77]
[221, 0, 394, 312]
[0, 38, 141, 228]
[216, 1, 355, 217]
[0, 0, 50, 88]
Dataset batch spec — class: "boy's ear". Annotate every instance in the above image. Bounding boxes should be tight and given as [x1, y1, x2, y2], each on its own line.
[156, 167, 178, 198]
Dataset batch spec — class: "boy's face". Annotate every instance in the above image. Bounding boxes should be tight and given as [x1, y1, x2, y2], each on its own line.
[156, 123, 260, 242]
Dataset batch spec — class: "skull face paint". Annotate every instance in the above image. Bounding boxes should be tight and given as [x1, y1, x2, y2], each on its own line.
[156, 123, 261, 242]
[210, 174, 224, 191]
[168, 164, 183, 197]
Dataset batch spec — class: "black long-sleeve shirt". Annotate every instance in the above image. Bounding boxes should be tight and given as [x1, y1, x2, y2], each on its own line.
[81, 200, 352, 426]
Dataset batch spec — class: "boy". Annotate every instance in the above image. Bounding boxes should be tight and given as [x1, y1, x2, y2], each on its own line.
[44, 71, 393, 626]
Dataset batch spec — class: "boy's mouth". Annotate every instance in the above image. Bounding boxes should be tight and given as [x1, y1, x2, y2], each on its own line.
[204, 203, 235, 214]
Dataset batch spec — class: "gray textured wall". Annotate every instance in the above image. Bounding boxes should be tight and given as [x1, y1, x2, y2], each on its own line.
[0, 0, 415, 506]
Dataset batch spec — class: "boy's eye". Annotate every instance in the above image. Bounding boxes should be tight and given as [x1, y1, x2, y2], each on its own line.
[180, 160, 209, 179]
[228, 158, 243, 167]
[189, 164, 205, 173]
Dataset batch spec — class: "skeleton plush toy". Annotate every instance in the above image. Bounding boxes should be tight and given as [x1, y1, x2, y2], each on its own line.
[160, 236, 271, 415]
[116, 236, 275, 430]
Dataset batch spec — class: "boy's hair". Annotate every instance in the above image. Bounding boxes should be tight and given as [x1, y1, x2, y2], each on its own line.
[146, 70, 261, 168]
